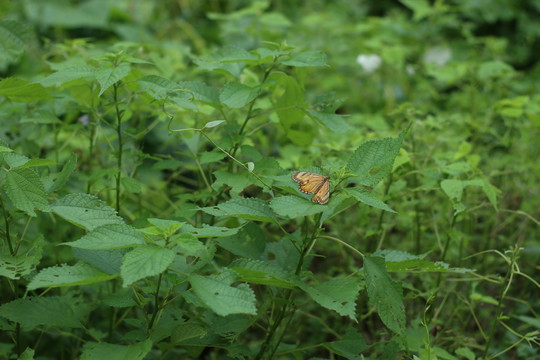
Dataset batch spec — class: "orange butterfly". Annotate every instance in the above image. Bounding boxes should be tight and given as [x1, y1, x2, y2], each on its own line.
[292, 171, 331, 205]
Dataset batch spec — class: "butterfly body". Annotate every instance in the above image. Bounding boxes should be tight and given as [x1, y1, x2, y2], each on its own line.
[292, 171, 331, 205]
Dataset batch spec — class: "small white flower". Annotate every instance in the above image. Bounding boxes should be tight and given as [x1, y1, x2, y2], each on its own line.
[356, 54, 382, 74]
[423, 46, 451, 66]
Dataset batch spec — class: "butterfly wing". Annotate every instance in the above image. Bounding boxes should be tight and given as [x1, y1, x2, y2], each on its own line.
[312, 177, 330, 204]
[292, 171, 327, 194]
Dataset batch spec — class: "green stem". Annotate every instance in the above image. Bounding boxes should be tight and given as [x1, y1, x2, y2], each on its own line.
[113, 84, 124, 214]
[482, 253, 514, 359]
[0, 196, 13, 255]
[86, 114, 96, 193]
[148, 273, 164, 331]
[254, 213, 322, 360]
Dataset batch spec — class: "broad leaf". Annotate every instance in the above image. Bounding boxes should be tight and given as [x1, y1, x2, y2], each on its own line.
[51, 193, 123, 230]
[181, 224, 241, 238]
[270, 195, 326, 218]
[345, 187, 396, 213]
[190, 271, 257, 316]
[281, 50, 327, 67]
[121, 246, 175, 287]
[27, 263, 116, 290]
[324, 328, 368, 359]
[219, 82, 260, 108]
[5, 168, 49, 217]
[0, 77, 50, 101]
[41, 65, 96, 87]
[45, 153, 77, 193]
[96, 64, 131, 96]
[305, 110, 352, 133]
[200, 198, 275, 222]
[215, 222, 266, 259]
[299, 278, 362, 320]
[80, 340, 152, 360]
[63, 223, 145, 250]
[364, 256, 405, 335]
[347, 124, 410, 186]
[230, 258, 298, 289]
[0, 236, 43, 280]
[0, 295, 90, 329]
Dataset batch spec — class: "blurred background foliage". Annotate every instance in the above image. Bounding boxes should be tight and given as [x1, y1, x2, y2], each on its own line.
[0, 0, 539, 358]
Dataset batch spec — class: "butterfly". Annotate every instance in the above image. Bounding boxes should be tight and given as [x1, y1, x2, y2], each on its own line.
[292, 171, 331, 205]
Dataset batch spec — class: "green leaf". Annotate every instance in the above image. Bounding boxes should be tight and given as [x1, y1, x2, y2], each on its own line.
[27, 263, 116, 290]
[199, 150, 226, 164]
[204, 120, 226, 128]
[0, 77, 50, 102]
[230, 258, 298, 289]
[0, 295, 90, 329]
[120, 246, 175, 287]
[179, 81, 220, 106]
[41, 66, 96, 87]
[215, 222, 266, 259]
[137, 75, 196, 110]
[51, 193, 123, 230]
[364, 256, 405, 335]
[63, 224, 145, 250]
[45, 153, 77, 193]
[306, 110, 352, 133]
[73, 248, 125, 275]
[181, 223, 241, 238]
[281, 50, 327, 67]
[477, 60, 514, 81]
[96, 64, 131, 96]
[440, 179, 464, 201]
[3, 152, 30, 167]
[374, 250, 476, 274]
[345, 187, 396, 213]
[399, 0, 432, 21]
[5, 168, 50, 217]
[212, 170, 252, 195]
[269, 72, 312, 146]
[121, 176, 142, 194]
[200, 198, 275, 222]
[80, 340, 152, 360]
[347, 125, 409, 186]
[0, 20, 31, 70]
[172, 233, 207, 257]
[18, 348, 34, 360]
[325, 328, 368, 359]
[299, 278, 362, 320]
[270, 195, 326, 218]
[190, 271, 257, 316]
[171, 323, 207, 343]
[145, 218, 184, 237]
[219, 82, 260, 108]
[0, 236, 43, 280]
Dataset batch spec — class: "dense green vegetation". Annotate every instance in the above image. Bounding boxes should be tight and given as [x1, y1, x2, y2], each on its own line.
[0, 1, 539, 359]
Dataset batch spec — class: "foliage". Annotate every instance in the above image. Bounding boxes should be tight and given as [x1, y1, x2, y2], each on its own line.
[0, 0, 539, 359]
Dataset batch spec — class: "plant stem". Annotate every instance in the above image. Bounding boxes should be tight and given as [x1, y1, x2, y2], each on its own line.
[0, 196, 13, 255]
[113, 84, 124, 214]
[254, 213, 322, 360]
[148, 273, 163, 331]
[482, 251, 514, 359]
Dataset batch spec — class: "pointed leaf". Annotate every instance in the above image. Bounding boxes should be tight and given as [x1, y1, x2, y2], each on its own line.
[121, 246, 175, 287]
[41, 66, 96, 87]
[45, 153, 77, 193]
[306, 110, 352, 133]
[270, 195, 326, 218]
[51, 193, 123, 230]
[0, 77, 50, 101]
[299, 278, 362, 320]
[96, 64, 131, 96]
[27, 263, 116, 290]
[200, 198, 275, 222]
[346, 187, 396, 213]
[5, 168, 49, 217]
[281, 50, 327, 67]
[63, 224, 145, 250]
[180, 224, 241, 238]
[230, 258, 298, 289]
[80, 340, 152, 360]
[364, 256, 405, 335]
[220, 82, 260, 108]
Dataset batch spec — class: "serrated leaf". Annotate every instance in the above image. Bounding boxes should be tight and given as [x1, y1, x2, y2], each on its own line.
[0, 236, 43, 280]
[3, 152, 30, 167]
[80, 340, 152, 360]
[347, 125, 409, 186]
[325, 328, 368, 359]
[138, 75, 196, 110]
[345, 187, 396, 213]
[364, 256, 405, 335]
[190, 271, 257, 316]
[171, 323, 207, 343]
[219, 82, 260, 108]
[200, 198, 275, 222]
[0, 77, 50, 101]
[121, 246, 175, 287]
[96, 64, 131, 96]
[51, 193, 123, 230]
[5, 168, 49, 217]
[299, 278, 361, 320]
[63, 224, 145, 250]
[41, 65, 96, 87]
[270, 195, 326, 218]
[306, 110, 352, 133]
[211, 170, 252, 195]
[0, 295, 90, 329]
[27, 263, 116, 290]
[181, 224, 241, 238]
[230, 258, 298, 289]
[281, 50, 327, 67]
[172, 233, 207, 257]
[0, 20, 30, 69]
[73, 248, 125, 275]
